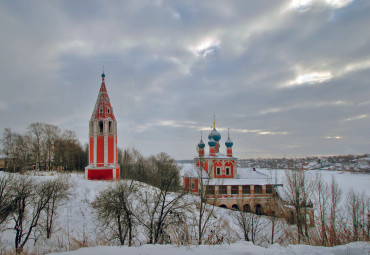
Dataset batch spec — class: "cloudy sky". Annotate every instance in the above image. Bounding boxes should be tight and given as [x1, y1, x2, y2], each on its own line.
[1, 0, 369, 159]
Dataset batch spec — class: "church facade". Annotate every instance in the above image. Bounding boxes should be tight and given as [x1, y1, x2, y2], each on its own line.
[85, 72, 120, 180]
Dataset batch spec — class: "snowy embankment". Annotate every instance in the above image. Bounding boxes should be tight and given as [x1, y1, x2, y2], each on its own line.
[1, 167, 369, 254]
[49, 241, 369, 255]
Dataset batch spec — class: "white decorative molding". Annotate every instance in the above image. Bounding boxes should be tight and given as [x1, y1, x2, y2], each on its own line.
[93, 123, 97, 166]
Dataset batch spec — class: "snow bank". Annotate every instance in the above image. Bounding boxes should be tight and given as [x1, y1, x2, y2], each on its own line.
[49, 241, 369, 255]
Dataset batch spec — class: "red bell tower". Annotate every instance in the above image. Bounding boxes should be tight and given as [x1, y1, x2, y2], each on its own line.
[85, 72, 120, 180]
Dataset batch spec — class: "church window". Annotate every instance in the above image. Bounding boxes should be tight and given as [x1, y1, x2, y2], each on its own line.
[242, 185, 250, 194]
[206, 186, 215, 195]
[109, 121, 112, 133]
[266, 185, 273, 194]
[231, 186, 238, 195]
[254, 185, 262, 194]
[216, 167, 221, 175]
[107, 107, 110, 114]
[99, 108, 103, 116]
[190, 179, 195, 190]
[219, 185, 227, 195]
[99, 121, 103, 133]
[226, 167, 230, 175]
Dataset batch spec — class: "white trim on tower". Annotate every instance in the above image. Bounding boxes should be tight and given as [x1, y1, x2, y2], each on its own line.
[94, 122, 97, 166]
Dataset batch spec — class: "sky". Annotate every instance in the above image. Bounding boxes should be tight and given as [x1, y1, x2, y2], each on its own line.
[0, 0, 369, 160]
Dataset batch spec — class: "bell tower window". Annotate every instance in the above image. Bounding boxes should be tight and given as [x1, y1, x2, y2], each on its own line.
[99, 121, 103, 134]
[107, 107, 110, 114]
[99, 108, 103, 116]
[109, 121, 112, 133]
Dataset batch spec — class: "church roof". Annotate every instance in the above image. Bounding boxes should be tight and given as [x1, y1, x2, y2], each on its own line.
[91, 73, 116, 121]
[180, 164, 209, 178]
[197, 153, 237, 160]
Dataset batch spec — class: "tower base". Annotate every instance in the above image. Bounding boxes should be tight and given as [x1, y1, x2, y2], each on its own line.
[85, 165, 120, 181]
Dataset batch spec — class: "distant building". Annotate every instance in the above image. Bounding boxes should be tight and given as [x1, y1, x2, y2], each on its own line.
[0, 158, 5, 171]
[85, 72, 120, 180]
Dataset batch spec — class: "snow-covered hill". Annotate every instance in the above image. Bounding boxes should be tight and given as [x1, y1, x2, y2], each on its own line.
[0, 167, 369, 254]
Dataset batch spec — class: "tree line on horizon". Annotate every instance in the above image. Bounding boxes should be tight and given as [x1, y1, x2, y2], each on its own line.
[1, 123, 88, 172]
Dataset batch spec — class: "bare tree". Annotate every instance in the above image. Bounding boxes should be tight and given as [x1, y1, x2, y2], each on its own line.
[0, 174, 16, 228]
[231, 202, 252, 242]
[13, 134, 31, 171]
[136, 185, 187, 244]
[345, 189, 369, 242]
[328, 176, 342, 246]
[43, 176, 72, 238]
[231, 199, 265, 244]
[1, 128, 16, 172]
[134, 153, 187, 244]
[192, 161, 219, 245]
[283, 167, 311, 243]
[43, 124, 60, 171]
[92, 181, 138, 246]
[270, 211, 278, 244]
[27, 123, 45, 171]
[313, 172, 330, 246]
[11, 176, 59, 253]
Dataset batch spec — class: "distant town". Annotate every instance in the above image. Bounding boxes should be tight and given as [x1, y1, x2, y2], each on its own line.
[177, 154, 370, 172]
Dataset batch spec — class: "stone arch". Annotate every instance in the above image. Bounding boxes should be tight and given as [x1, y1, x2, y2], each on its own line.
[232, 204, 239, 210]
[255, 204, 263, 215]
[219, 204, 227, 209]
[243, 204, 251, 212]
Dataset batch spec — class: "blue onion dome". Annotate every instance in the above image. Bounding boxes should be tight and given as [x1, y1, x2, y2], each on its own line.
[225, 137, 233, 147]
[101, 72, 105, 78]
[211, 128, 221, 141]
[198, 139, 205, 148]
[208, 131, 213, 140]
[208, 137, 216, 147]
[208, 128, 221, 141]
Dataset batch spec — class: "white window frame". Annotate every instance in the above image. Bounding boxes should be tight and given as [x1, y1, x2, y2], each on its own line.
[216, 167, 221, 175]
[226, 167, 230, 175]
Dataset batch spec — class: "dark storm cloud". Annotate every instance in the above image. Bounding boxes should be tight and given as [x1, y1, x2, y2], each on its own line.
[0, 0, 369, 159]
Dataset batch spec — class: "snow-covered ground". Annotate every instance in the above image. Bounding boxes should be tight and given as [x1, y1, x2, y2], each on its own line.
[0, 166, 369, 254]
[50, 241, 370, 255]
[257, 168, 370, 197]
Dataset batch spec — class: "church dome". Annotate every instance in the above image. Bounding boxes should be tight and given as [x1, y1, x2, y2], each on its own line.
[225, 137, 233, 147]
[208, 128, 221, 141]
[208, 137, 216, 147]
[198, 139, 205, 148]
